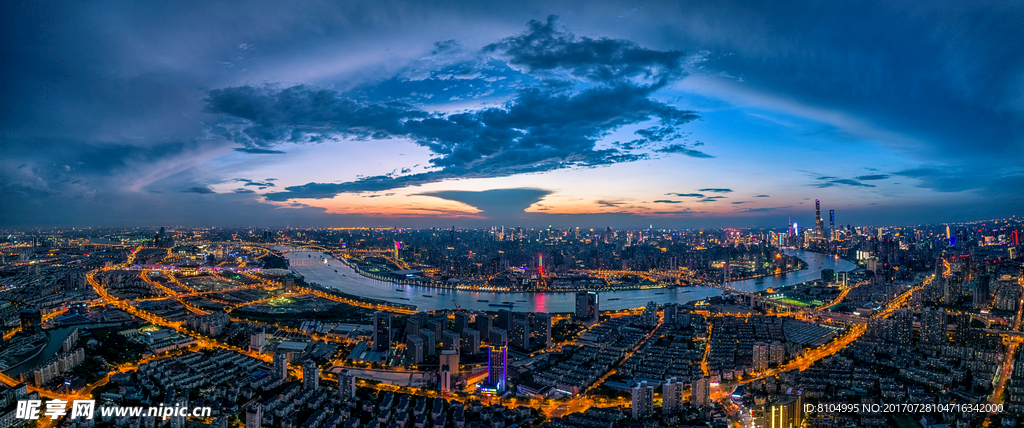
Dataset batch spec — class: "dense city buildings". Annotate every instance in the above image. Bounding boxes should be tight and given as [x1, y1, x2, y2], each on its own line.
[0, 215, 1020, 427]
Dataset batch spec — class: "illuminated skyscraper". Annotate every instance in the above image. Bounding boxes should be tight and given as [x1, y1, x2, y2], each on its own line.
[829, 210, 835, 241]
[460, 328, 480, 355]
[575, 291, 599, 324]
[487, 345, 507, 392]
[814, 199, 824, 238]
[373, 312, 392, 352]
[533, 312, 552, 348]
[766, 395, 803, 428]
[921, 307, 947, 344]
[511, 319, 530, 349]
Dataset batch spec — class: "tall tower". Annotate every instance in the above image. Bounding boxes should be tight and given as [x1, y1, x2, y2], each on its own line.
[302, 359, 319, 391]
[829, 210, 835, 241]
[787, 217, 793, 237]
[373, 312, 392, 352]
[487, 345, 507, 392]
[814, 200, 824, 238]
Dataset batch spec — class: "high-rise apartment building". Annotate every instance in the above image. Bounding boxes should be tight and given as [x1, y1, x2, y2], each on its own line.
[631, 381, 654, 419]
[373, 312, 392, 352]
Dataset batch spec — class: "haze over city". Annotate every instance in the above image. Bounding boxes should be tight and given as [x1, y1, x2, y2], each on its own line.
[3, 0, 1023, 228]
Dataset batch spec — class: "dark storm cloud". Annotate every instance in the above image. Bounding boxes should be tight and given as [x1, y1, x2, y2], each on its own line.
[234, 147, 287, 154]
[755, 195, 770, 198]
[210, 81, 698, 200]
[666, 193, 704, 198]
[815, 178, 875, 188]
[3, 0, 1023, 227]
[654, 144, 714, 158]
[416, 188, 552, 220]
[201, 18, 706, 201]
[697, 196, 726, 202]
[653, 200, 681, 204]
[698, 188, 732, 193]
[483, 15, 686, 84]
[854, 174, 890, 181]
[182, 186, 215, 194]
[894, 167, 1024, 194]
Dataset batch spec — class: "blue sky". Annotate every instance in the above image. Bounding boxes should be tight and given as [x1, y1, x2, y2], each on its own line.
[1, 1, 1022, 228]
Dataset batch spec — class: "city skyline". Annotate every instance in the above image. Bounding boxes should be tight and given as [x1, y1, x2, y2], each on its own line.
[3, 1, 1023, 229]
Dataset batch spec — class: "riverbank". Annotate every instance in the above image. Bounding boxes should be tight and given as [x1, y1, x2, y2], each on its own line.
[284, 248, 855, 313]
[328, 251, 808, 294]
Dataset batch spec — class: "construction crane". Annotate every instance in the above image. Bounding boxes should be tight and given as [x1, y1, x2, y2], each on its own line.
[452, 300, 461, 312]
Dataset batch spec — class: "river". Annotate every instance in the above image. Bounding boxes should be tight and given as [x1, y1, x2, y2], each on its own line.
[284, 249, 855, 313]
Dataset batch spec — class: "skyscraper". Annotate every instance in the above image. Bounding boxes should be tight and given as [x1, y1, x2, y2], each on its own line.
[511, 319, 530, 349]
[488, 327, 507, 346]
[973, 275, 992, 307]
[487, 345, 507, 392]
[533, 313, 552, 348]
[631, 381, 654, 419]
[892, 309, 914, 345]
[829, 210, 835, 241]
[460, 328, 480, 355]
[496, 309, 513, 331]
[419, 330, 437, 356]
[249, 330, 266, 353]
[442, 330, 460, 353]
[273, 351, 288, 380]
[766, 395, 803, 428]
[944, 272, 964, 303]
[662, 377, 685, 414]
[19, 307, 41, 335]
[302, 360, 319, 391]
[373, 312, 392, 352]
[407, 335, 424, 364]
[921, 307, 947, 344]
[440, 349, 459, 392]
[474, 313, 492, 336]
[245, 403, 262, 428]
[454, 312, 471, 333]
[691, 377, 710, 407]
[753, 342, 770, 372]
[641, 301, 658, 327]
[338, 369, 356, 399]
[814, 199, 824, 238]
[575, 291, 598, 325]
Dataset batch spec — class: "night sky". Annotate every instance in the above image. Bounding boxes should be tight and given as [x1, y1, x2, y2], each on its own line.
[2, 1, 1022, 228]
